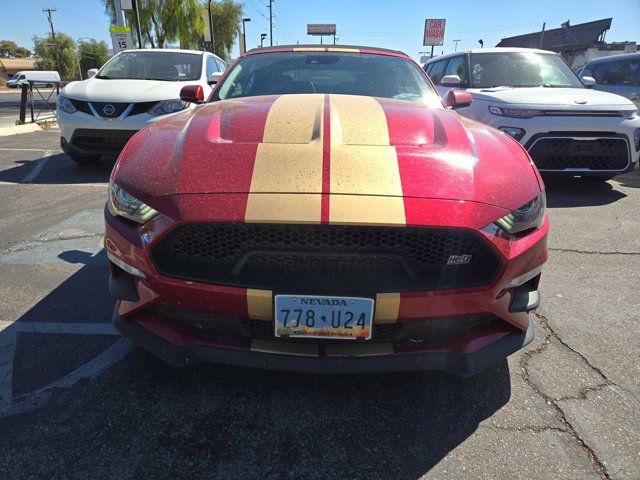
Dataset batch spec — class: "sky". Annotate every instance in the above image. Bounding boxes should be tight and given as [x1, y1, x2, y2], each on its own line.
[2, 0, 639, 61]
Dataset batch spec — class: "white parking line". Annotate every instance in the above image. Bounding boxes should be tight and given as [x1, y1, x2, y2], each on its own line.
[21, 150, 51, 183]
[0, 321, 126, 414]
[0, 148, 58, 152]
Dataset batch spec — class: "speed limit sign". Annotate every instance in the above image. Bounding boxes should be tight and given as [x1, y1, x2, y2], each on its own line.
[110, 25, 133, 54]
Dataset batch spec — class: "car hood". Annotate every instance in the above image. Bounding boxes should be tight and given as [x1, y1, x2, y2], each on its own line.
[115, 93, 540, 213]
[468, 86, 636, 110]
[62, 78, 190, 102]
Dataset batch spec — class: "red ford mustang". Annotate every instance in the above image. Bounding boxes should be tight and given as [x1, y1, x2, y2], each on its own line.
[105, 45, 548, 376]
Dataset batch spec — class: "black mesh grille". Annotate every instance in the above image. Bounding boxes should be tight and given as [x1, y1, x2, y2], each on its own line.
[529, 137, 629, 171]
[70, 129, 137, 152]
[130, 101, 157, 116]
[151, 224, 501, 292]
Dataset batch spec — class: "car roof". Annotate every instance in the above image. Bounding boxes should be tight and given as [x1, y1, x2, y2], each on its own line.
[424, 47, 557, 64]
[118, 48, 208, 56]
[584, 51, 640, 66]
[245, 44, 409, 59]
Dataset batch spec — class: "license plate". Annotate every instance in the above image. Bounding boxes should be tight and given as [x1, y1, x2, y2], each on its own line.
[274, 295, 374, 340]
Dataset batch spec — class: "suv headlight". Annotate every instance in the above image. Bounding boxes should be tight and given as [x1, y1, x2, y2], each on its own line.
[489, 106, 543, 118]
[57, 95, 77, 114]
[495, 192, 546, 235]
[149, 99, 188, 116]
[108, 179, 158, 224]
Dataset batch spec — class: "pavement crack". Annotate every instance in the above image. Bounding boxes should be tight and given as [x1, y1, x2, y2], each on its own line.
[481, 424, 565, 434]
[549, 247, 640, 256]
[520, 312, 613, 480]
[0, 233, 104, 256]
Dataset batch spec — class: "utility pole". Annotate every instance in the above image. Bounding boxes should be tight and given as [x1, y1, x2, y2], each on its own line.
[132, 0, 143, 48]
[269, 0, 274, 46]
[42, 8, 61, 74]
[208, 0, 215, 53]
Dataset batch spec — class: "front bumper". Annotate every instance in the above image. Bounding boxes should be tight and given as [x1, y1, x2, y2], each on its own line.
[113, 306, 534, 376]
[105, 195, 548, 376]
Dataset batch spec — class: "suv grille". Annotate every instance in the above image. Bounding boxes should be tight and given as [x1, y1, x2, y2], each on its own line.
[528, 137, 629, 171]
[151, 224, 501, 293]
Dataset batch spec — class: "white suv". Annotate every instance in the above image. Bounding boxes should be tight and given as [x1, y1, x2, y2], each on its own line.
[424, 48, 640, 180]
[57, 49, 227, 164]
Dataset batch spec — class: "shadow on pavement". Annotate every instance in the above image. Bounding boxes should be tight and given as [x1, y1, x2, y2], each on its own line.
[0, 152, 114, 185]
[1, 252, 511, 479]
[615, 167, 640, 189]
[544, 176, 627, 208]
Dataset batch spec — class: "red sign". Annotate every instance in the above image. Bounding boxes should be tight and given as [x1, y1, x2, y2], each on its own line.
[423, 18, 446, 46]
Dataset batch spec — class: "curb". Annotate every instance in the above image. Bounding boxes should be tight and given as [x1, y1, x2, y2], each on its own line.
[0, 123, 42, 137]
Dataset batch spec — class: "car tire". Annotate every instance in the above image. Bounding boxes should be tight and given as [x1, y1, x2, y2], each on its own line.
[69, 153, 101, 165]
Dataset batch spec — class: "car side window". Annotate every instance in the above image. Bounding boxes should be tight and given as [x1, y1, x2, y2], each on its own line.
[443, 55, 469, 86]
[424, 63, 433, 75]
[215, 58, 227, 72]
[600, 60, 640, 86]
[427, 60, 447, 85]
[206, 56, 218, 79]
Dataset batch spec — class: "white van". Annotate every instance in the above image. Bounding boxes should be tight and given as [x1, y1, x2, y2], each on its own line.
[7, 71, 61, 88]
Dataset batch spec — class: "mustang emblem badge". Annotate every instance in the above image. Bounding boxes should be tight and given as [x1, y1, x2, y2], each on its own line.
[102, 104, 116, 116]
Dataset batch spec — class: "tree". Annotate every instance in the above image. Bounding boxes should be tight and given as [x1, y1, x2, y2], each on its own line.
[209, 0, 243, 60]
[101, 0, 242, 60]
[0, 40, 31, 58]
[32, 32, 77, 79]
[78, 39, 110, 74]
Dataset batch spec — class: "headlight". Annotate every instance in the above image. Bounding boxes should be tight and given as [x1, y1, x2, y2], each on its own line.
[489, 106, 543, 118]
[149, 99, 188, 116]
[498, 126, 526, 141]
[495, 192, 546, 235]
[57, 95, 77, 114]
[108, 179, 158, 224]
[633, 128, 640, 152]
[622, 109, 637, 120]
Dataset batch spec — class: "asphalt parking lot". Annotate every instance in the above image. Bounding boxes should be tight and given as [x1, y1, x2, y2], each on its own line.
[0, 127, 638, 480]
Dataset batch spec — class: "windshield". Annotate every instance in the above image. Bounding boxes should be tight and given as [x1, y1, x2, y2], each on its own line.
[215, 52, 438, 102]
[96, 51, 202, 81]
[470, 52, 583, 88]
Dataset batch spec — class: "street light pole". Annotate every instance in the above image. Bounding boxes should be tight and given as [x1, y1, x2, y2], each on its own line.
[132, 0, 143, 48]
[260, 33, 267, 48]
[75, 37, 91, 80]
[242, 18, 251, 54]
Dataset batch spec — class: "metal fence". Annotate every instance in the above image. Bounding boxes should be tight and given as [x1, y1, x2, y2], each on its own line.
[18, 80, 66, 125]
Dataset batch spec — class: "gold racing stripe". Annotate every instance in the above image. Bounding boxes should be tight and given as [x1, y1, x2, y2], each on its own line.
[245, 94, 324, 223]
[374, 293, 401, 324]
[247, 289, 273, 320]
[328, 95, 406, 226]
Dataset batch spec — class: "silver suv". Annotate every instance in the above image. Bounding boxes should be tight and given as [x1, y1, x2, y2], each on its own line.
[579, 52, 640, 108]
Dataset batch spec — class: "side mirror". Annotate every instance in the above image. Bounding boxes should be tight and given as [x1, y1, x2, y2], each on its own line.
[208, 72, 224, 85]
[87, 68, 98, 78]
[444, 89, 472, 109]
[180, 84, 205, 103]
[441, 74, 461, 86]
[581, 76, 596, 88]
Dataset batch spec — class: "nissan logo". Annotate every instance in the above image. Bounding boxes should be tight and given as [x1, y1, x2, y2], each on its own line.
[102, 104, 116, 116]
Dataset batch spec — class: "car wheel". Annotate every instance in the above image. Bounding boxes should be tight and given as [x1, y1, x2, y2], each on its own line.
[69, 153, 101, 164]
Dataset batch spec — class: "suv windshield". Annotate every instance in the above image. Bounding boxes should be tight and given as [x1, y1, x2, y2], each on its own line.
[470, 52, 583, 88]
[215, 52, 438, 102]
[96, 51, 202, 81]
